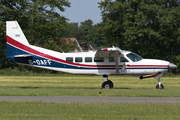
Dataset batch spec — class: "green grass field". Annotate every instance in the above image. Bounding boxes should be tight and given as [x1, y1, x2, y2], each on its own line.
[0, 101, 180, 120]
[0, 74, 180, 119]
[0, 75, 180, 97]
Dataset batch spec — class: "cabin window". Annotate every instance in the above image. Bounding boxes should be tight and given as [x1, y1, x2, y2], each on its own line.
[66, 57, 73, 62]
[126, 52, 142, 62]
[85, 57, 92, 62]
[75, 57, 82, 62]
[94, 57, 104, 62]
[120, 57, 129, 62]
[109, 57, 115, 62]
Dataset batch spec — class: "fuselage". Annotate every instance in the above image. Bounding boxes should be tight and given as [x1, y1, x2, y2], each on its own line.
[6, 37, 169, 76]
[6, 21, 173, 77]
[6, 21, 178, 89]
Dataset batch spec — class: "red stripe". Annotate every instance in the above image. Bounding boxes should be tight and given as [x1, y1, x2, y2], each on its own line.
[102, 48, 108, 51]
[6, 35, 168, 68]
[6, 35, 116, 68]
[126, 65, 168, 67]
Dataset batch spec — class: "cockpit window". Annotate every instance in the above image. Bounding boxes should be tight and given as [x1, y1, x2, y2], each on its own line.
[126, 52, 142, 62]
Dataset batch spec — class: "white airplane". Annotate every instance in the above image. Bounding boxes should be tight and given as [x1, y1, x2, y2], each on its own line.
[6, 21, 177, 89]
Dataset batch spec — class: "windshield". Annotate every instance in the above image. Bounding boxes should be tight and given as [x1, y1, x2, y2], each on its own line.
[126, 52, 142, 62]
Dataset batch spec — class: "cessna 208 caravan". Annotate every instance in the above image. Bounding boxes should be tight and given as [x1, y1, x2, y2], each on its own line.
[6, 21, 177, 89]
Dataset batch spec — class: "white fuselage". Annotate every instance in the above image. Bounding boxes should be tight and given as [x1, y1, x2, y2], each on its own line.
[24, 45, 169, 76]
[6, 21, 171, 77]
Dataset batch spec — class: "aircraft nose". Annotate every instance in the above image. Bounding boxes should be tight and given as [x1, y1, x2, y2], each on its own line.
[169, 63, 177, 69]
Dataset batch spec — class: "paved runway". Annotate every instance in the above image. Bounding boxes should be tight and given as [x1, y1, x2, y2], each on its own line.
[0, 96, 180, 103]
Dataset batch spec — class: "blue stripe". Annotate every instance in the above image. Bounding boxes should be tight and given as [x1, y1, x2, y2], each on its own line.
[126, 68, 168, 70]
[7, 44, 169, 70]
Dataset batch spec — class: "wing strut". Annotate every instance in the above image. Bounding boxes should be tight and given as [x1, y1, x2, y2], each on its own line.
[114, 51, 119, 73]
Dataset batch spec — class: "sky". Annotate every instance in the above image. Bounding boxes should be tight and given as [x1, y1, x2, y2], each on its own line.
[59, 0, 103, 25]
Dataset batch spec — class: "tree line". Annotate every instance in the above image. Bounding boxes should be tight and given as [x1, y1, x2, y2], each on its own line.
[99, 0, 180, 72]
[0, 0, 180, 72]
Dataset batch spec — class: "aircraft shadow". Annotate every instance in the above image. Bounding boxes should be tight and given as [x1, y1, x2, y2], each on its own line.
[18, 87, 40, 89]
[17, 86, 131, 90]
[113, 87, 131, 90]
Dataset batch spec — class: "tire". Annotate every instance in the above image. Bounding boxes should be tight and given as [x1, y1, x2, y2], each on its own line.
[102, 80, 113, 89]
[108, 80, 113, 88]
[156, 84, 164, 89]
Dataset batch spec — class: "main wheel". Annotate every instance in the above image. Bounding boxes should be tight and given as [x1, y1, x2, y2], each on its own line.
[102, 80, 113, 89]
[108, 80, 113, 88]
[156, 84, 164, 89]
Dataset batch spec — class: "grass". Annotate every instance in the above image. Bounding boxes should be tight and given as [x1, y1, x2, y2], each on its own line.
[0, 101, 180, 120]
[0, 70, 180, 119]
[0, 68, 69, 77]
[0, 75, 180, 97]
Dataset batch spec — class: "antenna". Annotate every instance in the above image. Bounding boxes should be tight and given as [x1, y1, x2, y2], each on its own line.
[89, 44, 94, 51]
[59, 47, 64, 53]
[74, 38, 83, 52]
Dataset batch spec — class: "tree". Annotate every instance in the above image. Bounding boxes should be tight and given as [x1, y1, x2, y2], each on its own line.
[80, 19, 93, 31]
[85, 23, 105, 49]
[24, 0, 70, 45]
[0, 0, 30, 69]
[99, 0, 180, 56]
[63, 23, 86, 43]
[99, 0, 180, 71]
[0, 0, 71, 70]
[79, 19, 93, 43]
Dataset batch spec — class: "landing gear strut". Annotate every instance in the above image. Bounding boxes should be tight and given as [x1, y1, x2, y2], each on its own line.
[155, 76, 164, 89]
[102, 75, 113, 89]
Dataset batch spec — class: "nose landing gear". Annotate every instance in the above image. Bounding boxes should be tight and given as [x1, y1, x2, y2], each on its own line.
[155, 77, 164, 89]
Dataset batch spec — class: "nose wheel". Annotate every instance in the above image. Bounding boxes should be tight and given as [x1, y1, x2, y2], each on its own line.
[155, 76, 164, 89]
[102, 75, 114, 89]
[156, 84, 164, 89]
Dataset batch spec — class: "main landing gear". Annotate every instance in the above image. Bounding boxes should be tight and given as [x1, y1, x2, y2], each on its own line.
[102, 75, 113, 89]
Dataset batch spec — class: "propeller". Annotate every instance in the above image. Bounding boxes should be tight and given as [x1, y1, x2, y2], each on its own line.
[169, 47, 173, 76]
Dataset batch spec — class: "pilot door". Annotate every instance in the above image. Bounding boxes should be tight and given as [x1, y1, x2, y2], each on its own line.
[119, 56, 130, 74]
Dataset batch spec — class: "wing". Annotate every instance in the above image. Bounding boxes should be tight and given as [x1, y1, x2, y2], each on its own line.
[95, 47, 122, 57]
[95, 47, 122, 73]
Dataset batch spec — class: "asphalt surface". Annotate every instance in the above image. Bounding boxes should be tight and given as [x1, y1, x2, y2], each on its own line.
[0, 96, 180, 104]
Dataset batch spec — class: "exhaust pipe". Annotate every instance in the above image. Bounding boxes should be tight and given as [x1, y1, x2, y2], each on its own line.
[140, 72, 161, 79]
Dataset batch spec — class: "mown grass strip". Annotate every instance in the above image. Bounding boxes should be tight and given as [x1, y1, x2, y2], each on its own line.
[0, 101, 180, 120]
[0, 75, 180, 97]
